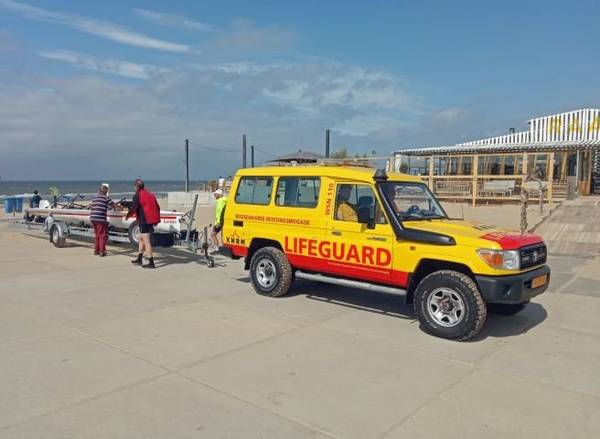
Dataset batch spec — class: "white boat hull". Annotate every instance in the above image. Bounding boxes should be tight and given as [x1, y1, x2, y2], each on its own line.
[25, 207, 184, 234]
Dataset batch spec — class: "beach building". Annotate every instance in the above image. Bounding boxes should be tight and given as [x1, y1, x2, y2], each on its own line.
[392, 109, 600, 205]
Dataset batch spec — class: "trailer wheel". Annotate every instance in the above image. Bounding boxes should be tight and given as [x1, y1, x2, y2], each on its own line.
[249, 247, 292, 297]
[207, 256, 215, 268]
[50, 225, 66, 248]
[414, 270, 487, 341]
[128, 221, 140, 246]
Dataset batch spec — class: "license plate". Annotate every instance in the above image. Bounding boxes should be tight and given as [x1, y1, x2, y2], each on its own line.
[531, 274, 547, 289]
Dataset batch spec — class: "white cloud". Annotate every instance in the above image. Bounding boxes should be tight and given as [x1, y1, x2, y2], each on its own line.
[206, 18, 296, 53]
[132, 8, 216, 32]
[0, 60, 422, 178]
[0, 0, 189, 52]
[38, 49, 169, 79]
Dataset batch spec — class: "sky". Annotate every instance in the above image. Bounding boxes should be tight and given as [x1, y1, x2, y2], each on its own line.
[1, 0, 599, 180]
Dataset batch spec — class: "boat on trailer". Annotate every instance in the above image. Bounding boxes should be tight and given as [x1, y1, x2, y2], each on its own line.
[24, 199, 185, 245]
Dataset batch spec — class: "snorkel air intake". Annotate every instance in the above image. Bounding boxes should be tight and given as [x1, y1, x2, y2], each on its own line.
[373, 168, 388, 182]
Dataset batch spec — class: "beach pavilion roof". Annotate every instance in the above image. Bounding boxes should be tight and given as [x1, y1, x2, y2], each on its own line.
[396, 108, 600, 156]
[399, 139, 600, 156]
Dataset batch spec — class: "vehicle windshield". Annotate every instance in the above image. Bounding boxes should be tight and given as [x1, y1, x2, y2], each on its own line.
[381, 182, 447, 221]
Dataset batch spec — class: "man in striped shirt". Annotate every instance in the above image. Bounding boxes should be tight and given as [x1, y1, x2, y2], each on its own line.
[90, 185, 115, 256]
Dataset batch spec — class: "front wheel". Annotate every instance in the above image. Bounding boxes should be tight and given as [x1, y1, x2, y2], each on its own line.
[49, 225, 66, 248]
[414, 270, 487, 341]
[249, 247, 292, 297]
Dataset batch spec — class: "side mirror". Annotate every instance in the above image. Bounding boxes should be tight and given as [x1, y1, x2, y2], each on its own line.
[357, 206, 375, 229]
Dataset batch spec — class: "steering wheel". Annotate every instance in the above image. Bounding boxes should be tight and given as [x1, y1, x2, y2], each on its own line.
[406, 204, 421, 215]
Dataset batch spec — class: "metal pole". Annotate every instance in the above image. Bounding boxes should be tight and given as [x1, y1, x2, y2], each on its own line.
[325, 129, 330, 158]
[185, 139, 190, 192]
[251, 145, 255, 167]
[242, 134, 247, 168]
[185, 194, 199, 247]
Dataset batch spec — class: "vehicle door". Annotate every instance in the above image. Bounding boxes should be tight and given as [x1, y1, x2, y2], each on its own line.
[324, 183, 394, 285]
[274, 176, 326, 270]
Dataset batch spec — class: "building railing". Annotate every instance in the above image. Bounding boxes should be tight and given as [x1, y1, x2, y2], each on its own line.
[423, 174, 566, 205]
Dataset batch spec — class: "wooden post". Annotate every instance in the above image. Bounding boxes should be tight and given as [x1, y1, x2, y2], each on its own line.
[429, 155, 434, 190]
[560, 151, 568, 182]
[472, 155, 479, 207]
[547, 152, 554, 201]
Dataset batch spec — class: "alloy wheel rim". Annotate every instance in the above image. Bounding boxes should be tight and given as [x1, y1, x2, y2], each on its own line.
[256, 258, 277, 289]
[426, 287, 465, 327]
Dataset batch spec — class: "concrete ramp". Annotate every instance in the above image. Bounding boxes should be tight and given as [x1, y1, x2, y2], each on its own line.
[535, 196, 600, 256]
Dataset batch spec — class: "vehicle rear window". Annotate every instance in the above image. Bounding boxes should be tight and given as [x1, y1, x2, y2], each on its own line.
[235, 177, 273, 205]
[275, 177, 320, 208]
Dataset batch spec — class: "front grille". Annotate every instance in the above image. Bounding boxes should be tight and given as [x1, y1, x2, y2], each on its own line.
[520, 243, 547, 269]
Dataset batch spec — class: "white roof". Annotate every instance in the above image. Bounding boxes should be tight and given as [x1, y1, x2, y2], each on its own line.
[397, 108, 600, 156]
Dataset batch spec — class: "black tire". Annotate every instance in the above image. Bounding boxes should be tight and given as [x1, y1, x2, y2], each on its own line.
[49, 225, 66, 248]
[414, 270, 487, 341]
[207, 256, 215, 268]
[128, 221, 140, 246]
[249, 247, 292, 297]
[487, 301, 530, 316]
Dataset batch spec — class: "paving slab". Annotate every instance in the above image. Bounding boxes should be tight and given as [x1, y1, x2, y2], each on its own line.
[545, 272, 575, 293]
[1, 374, 329, 439]
[83, 300, 300, 370]
[542, 294, 600, 336]
[0, 330, 164, 429]
[183, 325, 473, 439]
[562, 276, 600, 297]
[480, 325, 600, 397]
[384, 369, 600, 439]
[0, 301, 64, 345]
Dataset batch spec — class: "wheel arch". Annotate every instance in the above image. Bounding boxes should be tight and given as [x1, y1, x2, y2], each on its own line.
[245, 238, 284, 269]
[407, 258, 475, 303]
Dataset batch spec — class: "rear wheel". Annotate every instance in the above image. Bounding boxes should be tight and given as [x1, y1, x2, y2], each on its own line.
[249, 247, 292, 297]
[128, 221, 140, 246]
[414, 270, 487, 341]
[487, 301, 529, 315]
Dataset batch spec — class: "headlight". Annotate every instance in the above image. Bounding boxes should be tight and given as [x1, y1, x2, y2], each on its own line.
[477, 249, 520, 270]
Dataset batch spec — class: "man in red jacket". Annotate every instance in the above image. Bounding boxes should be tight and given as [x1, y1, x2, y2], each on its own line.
[126, 179, 161, 269]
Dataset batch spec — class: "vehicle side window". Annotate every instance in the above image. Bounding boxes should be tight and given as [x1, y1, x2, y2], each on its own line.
[334, 184, 386, 224]
[235, 177, 273, 205]
[275, 177, 320, 208]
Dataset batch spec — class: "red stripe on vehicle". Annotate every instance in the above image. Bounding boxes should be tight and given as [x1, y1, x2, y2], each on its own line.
[228, 244, 248, 257]
[480, 232, 543, 250]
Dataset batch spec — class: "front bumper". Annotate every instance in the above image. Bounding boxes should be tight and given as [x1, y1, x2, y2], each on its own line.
[475, 265, 550, 304]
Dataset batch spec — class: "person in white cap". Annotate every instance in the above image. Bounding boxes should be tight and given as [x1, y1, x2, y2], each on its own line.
[211, 189, 227, 252]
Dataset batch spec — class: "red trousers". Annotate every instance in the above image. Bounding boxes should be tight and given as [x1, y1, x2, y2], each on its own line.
[92, 221, 108, 254]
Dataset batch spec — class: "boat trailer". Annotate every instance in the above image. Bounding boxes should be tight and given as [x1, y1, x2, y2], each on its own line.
[23, 194, 215, 267]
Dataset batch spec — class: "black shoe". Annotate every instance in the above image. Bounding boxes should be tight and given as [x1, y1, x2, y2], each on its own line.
[131, 257, 143, 265]
[143, 258, 155, 269]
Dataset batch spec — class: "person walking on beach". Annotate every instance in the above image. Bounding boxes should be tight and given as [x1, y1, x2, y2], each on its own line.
[90, 185, 115, 257]
[127, 179, 160, 269]
[210, 189, 227, 253]
[30, 190, 42, 208]
[218, 176, 225, 190]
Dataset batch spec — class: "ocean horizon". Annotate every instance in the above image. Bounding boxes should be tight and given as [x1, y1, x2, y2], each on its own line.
[0, 180, 209, 197]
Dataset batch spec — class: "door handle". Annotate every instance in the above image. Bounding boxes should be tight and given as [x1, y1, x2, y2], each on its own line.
[331, 230, 342, 236]
[367, 236, 387, 242]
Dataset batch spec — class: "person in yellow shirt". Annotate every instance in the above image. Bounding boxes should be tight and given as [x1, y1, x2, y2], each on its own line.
[210, 189, 228, 253]
[336, 184, 357, 221]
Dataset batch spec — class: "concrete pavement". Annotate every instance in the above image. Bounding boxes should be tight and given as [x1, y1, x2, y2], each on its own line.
[0, 219, 599, 438]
